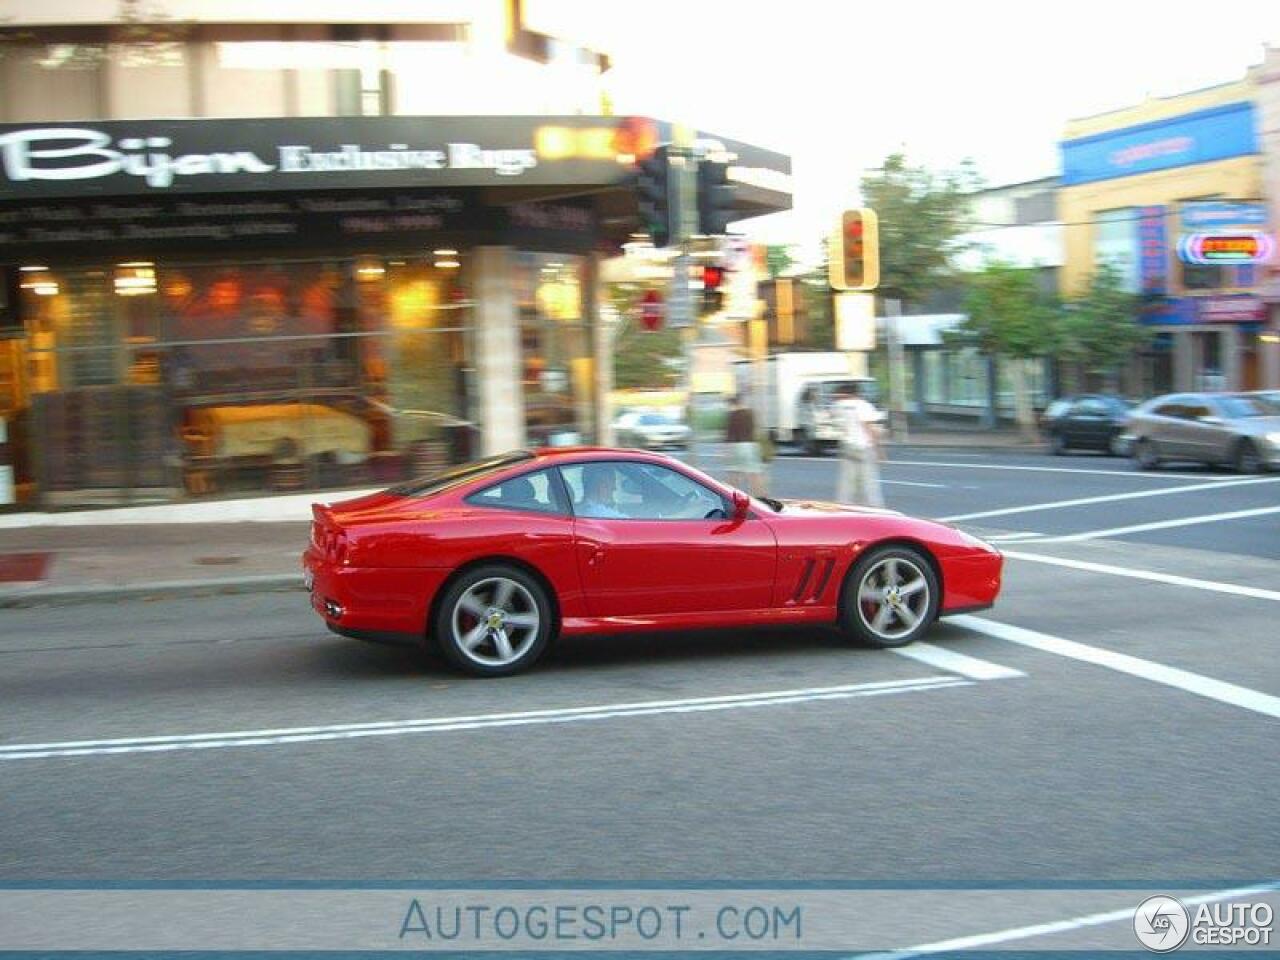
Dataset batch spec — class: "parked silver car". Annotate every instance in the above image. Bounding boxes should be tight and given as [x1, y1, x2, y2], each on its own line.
[613, 411, 692, 450]
[1124, 392, 1280, 473]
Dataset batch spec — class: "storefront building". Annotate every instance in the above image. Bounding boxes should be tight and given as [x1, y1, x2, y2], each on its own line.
[1260, 45, 1280, 381]
[1060, 68, 1275, 397]
[0, 9, 791, 507]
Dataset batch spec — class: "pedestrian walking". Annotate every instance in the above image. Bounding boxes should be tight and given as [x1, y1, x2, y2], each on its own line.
[724, 393, 767, 497]
[834, 381, 884, 507]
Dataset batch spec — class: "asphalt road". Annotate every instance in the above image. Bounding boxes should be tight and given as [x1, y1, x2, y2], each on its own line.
[2, 449, 1277, 911]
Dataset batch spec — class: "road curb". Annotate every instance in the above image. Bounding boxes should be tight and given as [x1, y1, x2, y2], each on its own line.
[0, 573, 303, 609]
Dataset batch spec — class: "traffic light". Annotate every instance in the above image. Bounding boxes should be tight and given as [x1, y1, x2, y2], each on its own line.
[696, 159, 737, 236]
[829, 208, 880, 291]
[701, 263, 725, 314]
[636, 146, 676, 248]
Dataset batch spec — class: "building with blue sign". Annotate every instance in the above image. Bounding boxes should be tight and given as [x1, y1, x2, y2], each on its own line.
[1059, 66, 1275, 395]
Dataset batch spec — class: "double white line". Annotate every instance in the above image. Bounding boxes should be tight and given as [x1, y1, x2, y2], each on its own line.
[0, 676, 969, 761]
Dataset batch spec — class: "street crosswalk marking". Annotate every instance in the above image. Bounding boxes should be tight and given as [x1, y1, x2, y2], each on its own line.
[891, 642, 1025, 680]
[954, 614, 1280, 720]
[1001, 550, 1280, 602]
[1026, 504, 1280, 543]
[939, 475, 1280, 523]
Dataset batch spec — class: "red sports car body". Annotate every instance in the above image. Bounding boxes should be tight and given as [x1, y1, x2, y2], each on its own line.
[303, 447, 1002, 675]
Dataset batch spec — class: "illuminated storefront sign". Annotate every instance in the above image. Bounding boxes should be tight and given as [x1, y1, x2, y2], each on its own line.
[1177, 231, 1275, 265]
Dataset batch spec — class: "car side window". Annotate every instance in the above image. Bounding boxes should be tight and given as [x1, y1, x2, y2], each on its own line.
[1153, 401, 1184, 419]
[560, 462, 728, 521]
[1185, 403, 1212, 421]
[465, 468, 569, 516]
[1076, 398, 1109, 416]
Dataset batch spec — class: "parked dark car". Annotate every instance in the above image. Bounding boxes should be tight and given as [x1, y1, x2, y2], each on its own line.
[1041, 394, 1134, 456]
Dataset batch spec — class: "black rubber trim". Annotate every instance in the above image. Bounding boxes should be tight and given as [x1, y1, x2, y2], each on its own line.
[938, 602, 994, 617]
[327, 623, 419, 646]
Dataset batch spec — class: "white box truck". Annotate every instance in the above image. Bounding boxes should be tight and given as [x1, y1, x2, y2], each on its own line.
[733, 351, 880, 454]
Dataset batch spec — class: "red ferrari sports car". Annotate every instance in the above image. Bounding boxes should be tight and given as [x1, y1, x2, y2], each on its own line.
[303, 447, 1002, 676]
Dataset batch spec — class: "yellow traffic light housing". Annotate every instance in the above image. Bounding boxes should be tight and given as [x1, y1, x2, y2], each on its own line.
[829, 208, 879, 291]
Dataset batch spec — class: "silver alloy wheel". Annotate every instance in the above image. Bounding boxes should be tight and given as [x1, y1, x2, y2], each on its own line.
[856, 556, 930, 642]
[451, 576, 540, 667]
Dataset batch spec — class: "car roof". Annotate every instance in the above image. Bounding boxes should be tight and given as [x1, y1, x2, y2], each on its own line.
[527, 446, 682, 465]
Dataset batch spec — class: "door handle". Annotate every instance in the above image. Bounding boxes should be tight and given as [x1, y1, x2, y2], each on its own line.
[586, 547, 605, 566]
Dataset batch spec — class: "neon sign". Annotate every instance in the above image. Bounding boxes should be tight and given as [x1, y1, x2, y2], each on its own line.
[1177, 231, 1275, 265]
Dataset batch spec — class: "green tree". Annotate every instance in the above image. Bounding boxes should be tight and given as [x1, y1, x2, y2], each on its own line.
[959, 260, 1059, 438]
[1058, 262, 1147, 392]
[765, 244, 795, 279]
[859, 152, 981, 310]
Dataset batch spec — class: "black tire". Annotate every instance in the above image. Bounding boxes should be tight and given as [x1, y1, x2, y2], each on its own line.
[433, 564, 554, 677]
[1134, 438, 1161, 471]
[1234, 439, 1263, 475]
[1049, 431, 1068, 456]
[839, 545, 940, 649]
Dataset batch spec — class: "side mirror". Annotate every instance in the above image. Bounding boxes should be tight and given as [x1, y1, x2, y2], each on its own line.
[731, 490, 751, 521]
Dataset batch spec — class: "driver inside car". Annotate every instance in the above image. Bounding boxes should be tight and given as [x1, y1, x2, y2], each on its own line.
[578, 464, 628, 519]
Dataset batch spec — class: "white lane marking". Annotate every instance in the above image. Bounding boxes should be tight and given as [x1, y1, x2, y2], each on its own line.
[954, 615, 1280, 719]
[854, 880, 1280, 960]
[885, 460, 1220, 480]
[986, 532, 1045, 543]
[939, 475, 1280, 522]
[882, 479, 948, 489]
[892, 642, 1025, 680]
[1003, 549, 1280, 602]
[1032, 504, 1280, 542]
[0, 676, 969, 761]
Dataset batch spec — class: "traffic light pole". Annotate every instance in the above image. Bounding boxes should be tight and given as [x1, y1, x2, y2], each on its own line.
[668, 135, 701, 467]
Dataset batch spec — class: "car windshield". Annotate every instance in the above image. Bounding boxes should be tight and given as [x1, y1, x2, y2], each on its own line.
[386, 451, 535, 498]
[1217, 396, 1272, 419]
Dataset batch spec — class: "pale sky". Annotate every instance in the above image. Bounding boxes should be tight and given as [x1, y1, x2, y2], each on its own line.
[545, 0, 1280, 244]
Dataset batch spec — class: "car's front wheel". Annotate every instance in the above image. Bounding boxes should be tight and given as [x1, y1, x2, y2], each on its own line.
[434, 565, 554, 676]
[840, 545, 939, 648]
[1234, 439, 1263, 474]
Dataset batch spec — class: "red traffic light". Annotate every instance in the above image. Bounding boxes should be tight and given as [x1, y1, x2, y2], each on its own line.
[702, 265, 725, 290]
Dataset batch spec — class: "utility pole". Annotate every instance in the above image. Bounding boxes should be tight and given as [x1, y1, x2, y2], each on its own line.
[883, 297, 909, 443]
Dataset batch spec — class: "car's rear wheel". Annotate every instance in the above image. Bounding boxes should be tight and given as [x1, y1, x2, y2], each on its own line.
[434, 565, 553, 676]
[840, 546, 939, 648]
[1135, 438, 1161, 471]
[1234, 439, 1262, 474]
[1108, 434, 1126, 457]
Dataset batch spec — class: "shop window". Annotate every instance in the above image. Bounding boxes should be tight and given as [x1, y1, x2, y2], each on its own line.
[12, 255, 476, 507]
[1094, 209, 1140, 293]
[515, 253, 594, 447]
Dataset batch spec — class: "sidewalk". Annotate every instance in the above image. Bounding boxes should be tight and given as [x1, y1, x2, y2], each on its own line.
[0, 522, 309, 607]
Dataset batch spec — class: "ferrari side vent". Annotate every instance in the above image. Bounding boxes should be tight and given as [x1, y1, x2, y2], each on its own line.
[791, 558, 816, 603]
[811, 558, 836, 602]
[791, 556, 836, 604]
